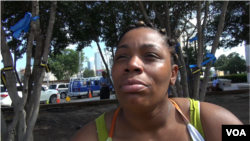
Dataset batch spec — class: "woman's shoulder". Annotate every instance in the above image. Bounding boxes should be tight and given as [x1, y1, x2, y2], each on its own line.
[70, 120, 98, 141]
[199, 101, 243, 140]
[170, 97, 242, 123]
[171, 97, 243, 140]
[70, 109, 116, 141]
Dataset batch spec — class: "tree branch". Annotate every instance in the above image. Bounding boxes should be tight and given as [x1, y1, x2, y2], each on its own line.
[137, 1, 150, 23]
[193, 1, 202, 100]
[164, 2, 171, 37]
[200, 1, 229, 101]
[152, 3, 164, 27]
[24, 2, 57, 141]
[43, 1, 57, 62]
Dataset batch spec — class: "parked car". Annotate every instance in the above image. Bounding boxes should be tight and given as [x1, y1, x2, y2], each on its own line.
[48, 83, 68, 99]
[0, 84, 59, 107]
[42, 85, 48, 90]
[67, 77, 115, 99]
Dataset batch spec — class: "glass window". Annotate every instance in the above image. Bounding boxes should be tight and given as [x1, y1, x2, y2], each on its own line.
[87, 81, 91, 86]
[82, 81, 87, 85]
[17, 86, 23, 91]
[58, 85, 65, 88]
[66, 84, 69, 87]
[95, 81, 99, 85]
[49, 85, 57, 89]
[74, 82, 78, 86]
[1, 86, 6, 92]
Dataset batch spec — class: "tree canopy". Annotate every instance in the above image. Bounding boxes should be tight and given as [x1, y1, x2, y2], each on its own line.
[48, 49, 86, 80]
[83, 68, 95, 78]
[206, 1, 249, 48]
[214, 53, 246, 74]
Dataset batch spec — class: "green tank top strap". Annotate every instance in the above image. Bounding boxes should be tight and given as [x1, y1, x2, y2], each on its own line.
[188, 98, 205, 138]
[95, 112, 109, 141]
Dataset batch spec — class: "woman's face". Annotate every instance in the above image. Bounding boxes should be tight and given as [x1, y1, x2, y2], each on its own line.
[112, 27, 178, 111]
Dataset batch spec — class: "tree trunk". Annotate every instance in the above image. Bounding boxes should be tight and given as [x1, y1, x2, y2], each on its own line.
[199, 1, 209, 99]
[152, 3, 164, 27]
[24, 2, 57, 141]
[1, 111, 8, 141]
[175, 78, 183, 97]
[164, 2, 171, 37]
[193, 40, 197, 54]
[137, 1, 150, 23]
[176, 42, 189, 97]
[193, 1, 202, 100]
[1, 15, 24, 141]
[169, 85, 178, 97]
[17, 111, 26, 141]
[26, 1, 42, 124]
[200, 1, 229, 101]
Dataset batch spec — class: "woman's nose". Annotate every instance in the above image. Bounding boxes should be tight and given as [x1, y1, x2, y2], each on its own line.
[124, 56, 143, 73]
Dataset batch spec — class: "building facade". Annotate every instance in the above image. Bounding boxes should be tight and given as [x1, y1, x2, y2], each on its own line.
[95, 52, 103, 76]
[87, 61, 94, 70]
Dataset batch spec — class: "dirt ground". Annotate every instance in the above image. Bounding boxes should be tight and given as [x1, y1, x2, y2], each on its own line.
[2, 93, 249, 141]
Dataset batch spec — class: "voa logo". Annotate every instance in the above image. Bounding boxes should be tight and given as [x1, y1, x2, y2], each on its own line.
[226, 129, 246, 136]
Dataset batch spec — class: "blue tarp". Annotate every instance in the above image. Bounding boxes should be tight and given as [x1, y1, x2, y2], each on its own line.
[10, 12, 39, 39]
[189, 36, 198, 43]
[189, 53, 216, 68]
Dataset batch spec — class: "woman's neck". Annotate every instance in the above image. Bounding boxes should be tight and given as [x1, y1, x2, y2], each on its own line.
[119, 98, 176, 133]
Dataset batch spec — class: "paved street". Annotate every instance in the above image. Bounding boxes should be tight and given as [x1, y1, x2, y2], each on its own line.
[60, 94, 117, 103]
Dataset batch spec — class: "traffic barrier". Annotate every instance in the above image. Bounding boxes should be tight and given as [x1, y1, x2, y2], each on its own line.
[56, 92, 60, 103]
[88, 89, 92, 98]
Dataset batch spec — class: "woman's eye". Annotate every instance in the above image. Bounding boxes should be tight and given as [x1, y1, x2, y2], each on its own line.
[146, 53, 159, 58]
[116, 54, 127, 60]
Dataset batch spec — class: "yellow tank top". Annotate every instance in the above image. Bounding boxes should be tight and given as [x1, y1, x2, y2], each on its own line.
[95, 98, 205, 141]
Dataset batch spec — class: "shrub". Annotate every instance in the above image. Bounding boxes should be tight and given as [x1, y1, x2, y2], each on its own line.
[218, 73, 247, 83]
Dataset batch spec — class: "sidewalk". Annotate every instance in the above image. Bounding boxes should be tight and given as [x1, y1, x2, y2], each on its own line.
[223, 82, 250, 91]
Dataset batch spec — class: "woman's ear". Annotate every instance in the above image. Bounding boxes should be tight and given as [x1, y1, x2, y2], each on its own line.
[170, 64, 178, 85]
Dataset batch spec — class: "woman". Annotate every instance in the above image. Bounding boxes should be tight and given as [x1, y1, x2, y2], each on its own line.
[71, 21, 242, 141]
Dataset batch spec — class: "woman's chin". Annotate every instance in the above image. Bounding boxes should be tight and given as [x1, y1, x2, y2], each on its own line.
[118, 94, 152, 109]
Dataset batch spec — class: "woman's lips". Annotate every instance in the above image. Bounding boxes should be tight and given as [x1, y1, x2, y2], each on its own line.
[121, 84, 147, 92]
[121, 79, 148, 92]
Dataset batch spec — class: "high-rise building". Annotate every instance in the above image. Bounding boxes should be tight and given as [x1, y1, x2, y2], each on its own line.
[87, 62, 94, 70]
[95, 52, 103, 76]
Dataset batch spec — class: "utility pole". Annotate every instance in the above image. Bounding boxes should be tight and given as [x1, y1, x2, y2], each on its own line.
[245, 41, 250, 83]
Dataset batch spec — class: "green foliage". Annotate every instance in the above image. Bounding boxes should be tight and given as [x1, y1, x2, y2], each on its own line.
[213, 54, 228, 68]
[206, 1, 249, 48]
[218, 73, 247, 83]
[83, 69, 95, 78]
[214, 52, 246, 74]
[48, 49, 86, 80]
[183, 46, 197, 65]
[182, 46, 210, 65]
